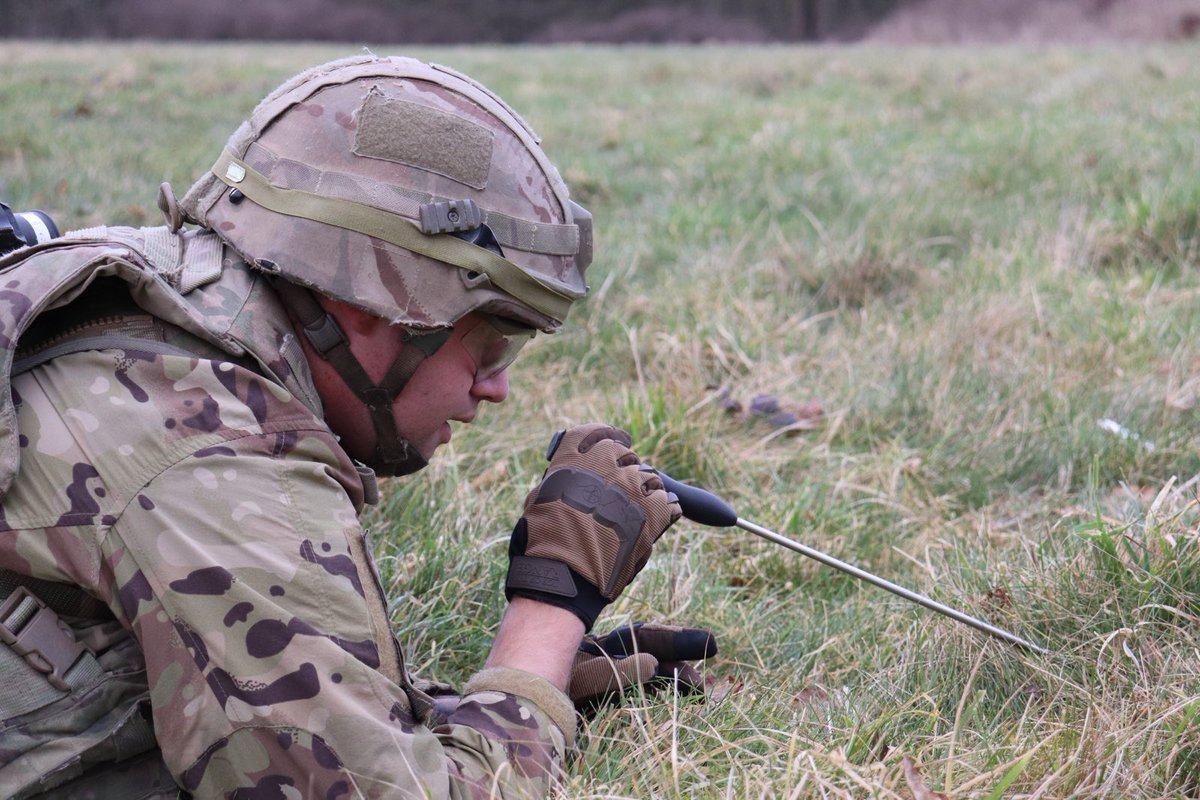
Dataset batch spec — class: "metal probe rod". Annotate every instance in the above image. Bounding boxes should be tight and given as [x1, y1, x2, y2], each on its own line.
[656, 472, 1048, 655]
[734, 517, 1048, 655]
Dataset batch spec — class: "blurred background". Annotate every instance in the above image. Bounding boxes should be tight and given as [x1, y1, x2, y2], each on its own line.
[2, 0, 1198, 44]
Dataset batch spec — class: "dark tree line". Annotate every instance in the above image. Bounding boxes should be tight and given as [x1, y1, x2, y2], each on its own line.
[0, 0, 907, 43]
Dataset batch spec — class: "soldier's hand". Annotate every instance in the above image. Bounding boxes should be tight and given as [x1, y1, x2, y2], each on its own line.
[505, 424, 682, 630]
[569, 622, 718, 712]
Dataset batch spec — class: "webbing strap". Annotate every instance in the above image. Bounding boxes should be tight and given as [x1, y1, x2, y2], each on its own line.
[245, 142, 583, 257]
[0, 645, 65, 719]
[270, 279, 443, 476]
[212, 149, 582, 323]
[378, 346, 429, 398]
[0, 570, 108, 619]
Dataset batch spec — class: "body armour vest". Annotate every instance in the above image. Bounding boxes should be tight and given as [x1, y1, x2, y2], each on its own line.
[0, 226, 325, 797]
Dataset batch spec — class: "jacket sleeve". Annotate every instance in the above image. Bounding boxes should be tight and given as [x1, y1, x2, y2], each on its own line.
[105, 427, 573, 799]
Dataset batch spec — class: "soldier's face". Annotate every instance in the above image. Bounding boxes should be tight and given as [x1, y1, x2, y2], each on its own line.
[301, 299, 511, 464]
[385, 312, 513, 457]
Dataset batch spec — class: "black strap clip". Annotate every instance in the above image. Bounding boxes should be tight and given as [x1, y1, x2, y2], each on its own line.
[303, 313, 349, 358]
[418, 199, 482, 235]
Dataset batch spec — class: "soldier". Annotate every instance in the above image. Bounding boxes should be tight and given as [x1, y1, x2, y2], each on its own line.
[0, 55, 712, 798]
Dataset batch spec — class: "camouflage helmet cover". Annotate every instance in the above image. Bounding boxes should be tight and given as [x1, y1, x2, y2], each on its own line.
[180, 55, 591, 334]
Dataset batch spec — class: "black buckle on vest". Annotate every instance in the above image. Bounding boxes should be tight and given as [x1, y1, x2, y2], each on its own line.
[0, 587, 88, 692]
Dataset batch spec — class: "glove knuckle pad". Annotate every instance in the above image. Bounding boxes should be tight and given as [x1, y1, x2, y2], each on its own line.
[564, 423, 632, 455]
[525, 467, 652, 597]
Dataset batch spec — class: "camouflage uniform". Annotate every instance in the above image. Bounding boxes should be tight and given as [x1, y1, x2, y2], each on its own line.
[0, 226, 575, 798]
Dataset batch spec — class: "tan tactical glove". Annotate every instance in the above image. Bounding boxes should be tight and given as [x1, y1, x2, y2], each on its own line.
[505, 424, 682, 630]
[569, 622, 718, 712]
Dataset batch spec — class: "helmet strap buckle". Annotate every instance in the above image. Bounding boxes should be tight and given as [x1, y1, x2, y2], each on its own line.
[302, 312, 349, 358]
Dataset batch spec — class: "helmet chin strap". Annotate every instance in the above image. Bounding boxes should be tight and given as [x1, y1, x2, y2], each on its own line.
[272, 279, 452, 476]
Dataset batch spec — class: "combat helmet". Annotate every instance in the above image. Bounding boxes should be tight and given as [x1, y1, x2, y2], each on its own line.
[179, 55, 592, 475]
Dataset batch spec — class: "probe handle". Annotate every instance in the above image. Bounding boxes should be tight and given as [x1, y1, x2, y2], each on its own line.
[658, 473, 738, 528]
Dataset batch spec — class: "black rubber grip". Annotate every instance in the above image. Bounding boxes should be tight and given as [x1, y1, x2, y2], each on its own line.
[658, 473, 738, 528]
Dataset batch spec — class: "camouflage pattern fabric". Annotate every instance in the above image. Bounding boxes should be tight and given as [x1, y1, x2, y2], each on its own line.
[181, 54, 591, 336]
[0, 231, 572, 798]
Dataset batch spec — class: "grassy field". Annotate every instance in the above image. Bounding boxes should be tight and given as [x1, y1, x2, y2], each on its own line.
[3, 41, 1199, 798]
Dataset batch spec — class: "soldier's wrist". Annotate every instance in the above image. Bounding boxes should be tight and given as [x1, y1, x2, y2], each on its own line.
[505, 558, 608, 632]
[501, 578, 604, 633]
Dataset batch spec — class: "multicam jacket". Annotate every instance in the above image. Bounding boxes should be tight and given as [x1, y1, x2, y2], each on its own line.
[0, 227, 574, 798]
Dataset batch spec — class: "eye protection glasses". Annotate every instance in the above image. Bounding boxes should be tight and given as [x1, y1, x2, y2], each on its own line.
[458, 314, 536, 380]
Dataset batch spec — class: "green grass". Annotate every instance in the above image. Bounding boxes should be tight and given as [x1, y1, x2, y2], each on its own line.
[3, 40, 1199, 798]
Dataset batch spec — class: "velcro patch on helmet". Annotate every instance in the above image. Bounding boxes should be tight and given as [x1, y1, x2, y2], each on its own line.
[354, 87, 494, 190]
